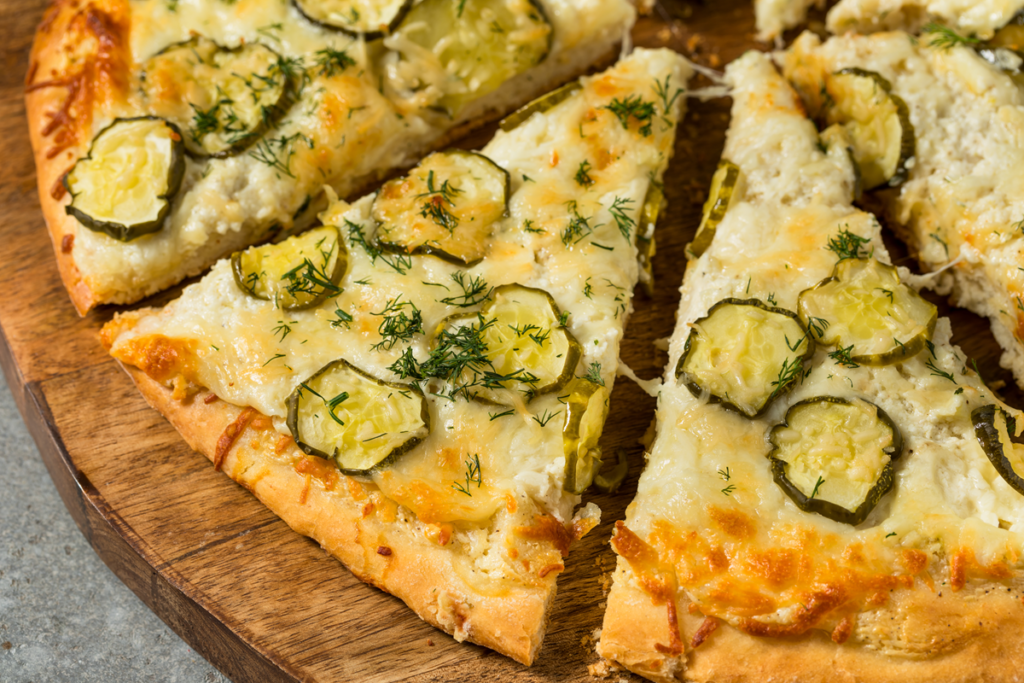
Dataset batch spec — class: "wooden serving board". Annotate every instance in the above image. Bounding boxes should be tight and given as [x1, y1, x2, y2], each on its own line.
[2, 1, 1022, 681]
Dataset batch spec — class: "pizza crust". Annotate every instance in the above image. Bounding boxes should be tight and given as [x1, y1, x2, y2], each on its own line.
[120, 356, 566, 665]
[25, 0, 627, 315]
[601, 559, 1024, 683]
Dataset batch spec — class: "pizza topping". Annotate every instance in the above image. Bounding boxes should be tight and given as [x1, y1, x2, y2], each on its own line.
[293, 0, 412, 38]
[769, 397, 902, 526]
[636, 182, 664, 297]
[231, 226, 347, 310]
[287, 358, 429, 474]
[594, 447, 629, 494]
[435, 284, 581, 405]
[820, 68, 915, 190]
[687, 159, 741, 260]
[798, 257, 937, 366]
[676, 299, 813, 418]
[65, 118, 185, 242]
[561, 378, 610, 494]
[386, 0, 552, 115]
[972, 405, 1024, 496]
[141, 37, 288, 157]
[499, 81, 582, 132]
[819, 123, 862, 202]
[371, 150, 509, 265]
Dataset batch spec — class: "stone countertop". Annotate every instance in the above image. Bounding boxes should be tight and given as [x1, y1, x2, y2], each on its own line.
[0, 372, 229, 683]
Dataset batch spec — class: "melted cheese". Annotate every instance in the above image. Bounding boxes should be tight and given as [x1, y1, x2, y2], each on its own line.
[614, 51, 1024, 646]
[827, 0, 1024, 37]
[783, 30, 1024, 387]
[110, 49, 691, 543]
[70, 0, 636, 304]
[753, 0, 822, 41]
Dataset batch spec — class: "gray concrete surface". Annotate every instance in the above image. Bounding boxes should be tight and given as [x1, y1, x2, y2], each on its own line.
[0, 372, 229, 683]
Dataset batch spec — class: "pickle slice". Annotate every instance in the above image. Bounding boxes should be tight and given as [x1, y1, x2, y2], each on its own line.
[499, 81, 582, 132]
[436, 284, 581, 405]
[561, 378, 610, 495]
[391, 0, 552, 115]
[636, 182, 664, 297]
[769, 397, 903, 526]
[798, 257, 937, 366]
[972, 405, 1024, 496]
[372, 150, 509, 265]
[287, 359, 429, 474]
[65, 117, 185, 242]
[822, 68, 915, 190]
[232, 226, 346, 310]
[820, 123, 863, 202]
[142, 37, 287, 157]
[687, 160, 741, 260]
[293, 0, 412, 38]
[594, 448, 628, 494]
[676, 299, 814, 418]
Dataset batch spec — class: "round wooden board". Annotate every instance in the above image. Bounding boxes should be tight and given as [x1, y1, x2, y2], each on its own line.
[2, 1, 1022, 681]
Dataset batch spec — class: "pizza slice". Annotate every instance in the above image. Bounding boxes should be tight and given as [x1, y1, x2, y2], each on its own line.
[101, 48, 692, 664]
[782, 26, 1024, 390]
[599, 50, 1024, 682]
[26, 0, 634, 314]
[826, 0, 1024, 37]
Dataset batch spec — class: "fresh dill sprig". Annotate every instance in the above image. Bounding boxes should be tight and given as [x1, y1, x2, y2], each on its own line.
[721, 484, 736, 496]
[924, 23, 980, 50]
[272, 320, 297, 341]
[826, 227, 872, 261]
[829, 345, 860, 369]
[768, 357, 803, 400]
[314, 47, 356, 77]
[810, 476, 825, 499]
[248, 132, 314, 179]
[523, 219, 544, 234]
[718, 467, 731, 482]
[371, 296, 424, 351]
[926, 358, 957, 384]
[451, 454, 482, 496]
[583, 361, 605, 387]
[344, 219, 412, 275]
[561, 201, 595, 246]
[609, 196, 636, 240]
[652, 74, 684, 115]
[603, 95, 656, 137]
[806, 316, 830, 339]
[417, 170, 462, 234]
[440, 271, 491, 308]
[330, 305, 352, 330]
[574, 160, 595, 187]
[532, 409, 561, 427]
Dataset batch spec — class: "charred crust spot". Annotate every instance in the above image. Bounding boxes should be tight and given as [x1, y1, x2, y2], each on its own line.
[538, 563, 564, 578]
[950, 550, 967, 592]
[214, 407, 256, 471]
[737, 585, 847, 638]
[376, 546, 392, 557]
[831, 615, 854, 644]
[705, 505, 755, 539]
[689, 615, 718, 650]
[203, 392, 218, 404]
[294, 456, 339, 491]
[60, 233, 74, 253]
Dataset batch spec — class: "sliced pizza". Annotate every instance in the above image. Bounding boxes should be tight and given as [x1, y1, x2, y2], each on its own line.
[599, 50, 1024, 682]
[783, 28, 1024, 390]
[827, 0, 1024, 37]
[101, 48, 691, 664]
[26, 0, 634, 314]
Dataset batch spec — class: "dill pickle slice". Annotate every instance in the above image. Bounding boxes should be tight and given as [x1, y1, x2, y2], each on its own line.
[65, 117, 185, 242]
[687, 160, 741, 260]
[372, 150, 509, 265]
[676, 299, 814, 418]
[499, 81, 582, 132]
[287, 359, 429, 475]
[232, 225, 346, 310]
[141, 37, 288, 157]
[798, 257, 936, 366]
[820, 123, 863, 202]
[436, 284, 581, 405]
[390, 0, 552, 115]
[562, 378, 610, 494]
[769, 397, 903, 526]
[972, 405, 1024, 496]
[594, 447, 628, 494]
[822, 68, 915, 190]
[293, 0, 412, 38]
[636, 182, 664, 297]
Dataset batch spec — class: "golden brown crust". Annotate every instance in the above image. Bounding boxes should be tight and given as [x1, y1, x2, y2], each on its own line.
[122, 363, 562, 665]
[600, 561, 1024, 683]
[26, 0, 133, 315]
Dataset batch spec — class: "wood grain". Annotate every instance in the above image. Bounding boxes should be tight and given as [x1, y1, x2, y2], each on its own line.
[2, 1, 1022, 681]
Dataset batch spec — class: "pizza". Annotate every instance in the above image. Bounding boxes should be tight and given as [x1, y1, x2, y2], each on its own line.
[782, 24, 1024, 391]
[100, 48, 691, 664]
[598, 49, 1024, 682]
[25, 0, 634, 314]
[753, 0, 822, 41]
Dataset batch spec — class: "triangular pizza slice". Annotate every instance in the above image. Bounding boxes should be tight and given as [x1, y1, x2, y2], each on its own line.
[27, 0, 635, 313]
[102, 48, 692, 664]
[599, 50, 1024, 682]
